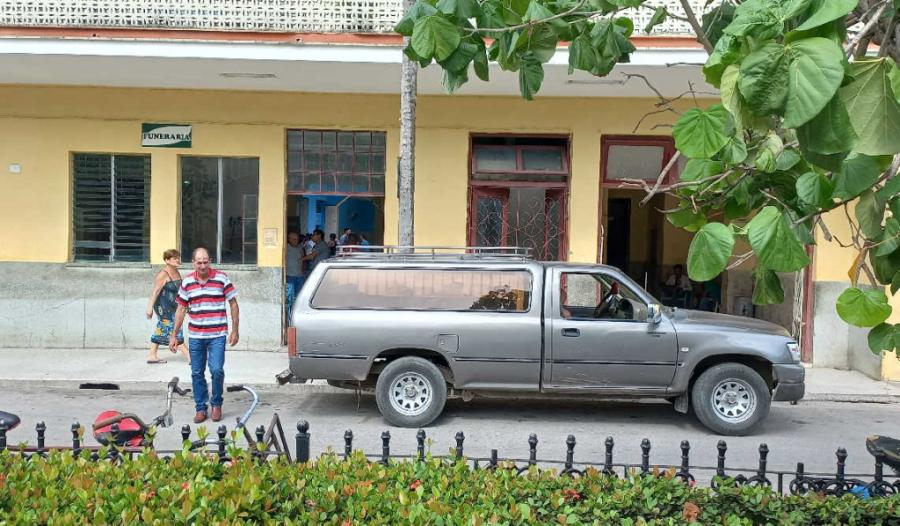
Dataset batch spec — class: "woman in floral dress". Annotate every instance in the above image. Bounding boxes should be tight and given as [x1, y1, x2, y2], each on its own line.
[145, 249, 190, 364]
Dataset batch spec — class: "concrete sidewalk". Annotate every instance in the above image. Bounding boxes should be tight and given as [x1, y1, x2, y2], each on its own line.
[0, 347, 898, 402]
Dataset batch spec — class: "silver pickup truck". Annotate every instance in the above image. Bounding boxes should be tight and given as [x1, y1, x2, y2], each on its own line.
[286, 247, 805, 436]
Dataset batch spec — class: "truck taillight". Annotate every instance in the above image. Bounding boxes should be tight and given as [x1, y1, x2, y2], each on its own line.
[287, 326, 297, 357]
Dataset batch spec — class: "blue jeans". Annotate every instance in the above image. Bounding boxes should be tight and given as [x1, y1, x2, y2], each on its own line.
[189, 336, 226, 413]
[286, 275, 305, 320]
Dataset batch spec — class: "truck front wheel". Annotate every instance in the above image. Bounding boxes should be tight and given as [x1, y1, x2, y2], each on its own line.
[691, 363, 771, 436]
[375, 357, 447, 428]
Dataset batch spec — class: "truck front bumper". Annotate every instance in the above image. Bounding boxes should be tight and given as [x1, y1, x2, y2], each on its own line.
[772, 363, 805, 401]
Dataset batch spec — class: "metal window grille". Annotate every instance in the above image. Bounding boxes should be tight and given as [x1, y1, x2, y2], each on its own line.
[72, 153, 150, 262]
[287, 130, 386, 196]
[0, 0, 709, 35]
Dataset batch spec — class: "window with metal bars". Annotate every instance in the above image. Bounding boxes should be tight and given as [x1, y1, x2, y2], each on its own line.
[287, 130, 386, 195]
[72, 153, 150, 262]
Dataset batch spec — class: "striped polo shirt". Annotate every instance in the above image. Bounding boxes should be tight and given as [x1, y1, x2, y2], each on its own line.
[176, 269, 237, 339]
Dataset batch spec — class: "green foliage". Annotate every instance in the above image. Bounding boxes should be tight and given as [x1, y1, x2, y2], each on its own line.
[687, 222, 735, 281]
[836, 287, 893, 327]
[3, 450, 900, 524]
[402, 0, 900, 356]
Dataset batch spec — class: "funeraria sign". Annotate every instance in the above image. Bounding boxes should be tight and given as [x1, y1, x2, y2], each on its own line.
[141, 123, 192, 148]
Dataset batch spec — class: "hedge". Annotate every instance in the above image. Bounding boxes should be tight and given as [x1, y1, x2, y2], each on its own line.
[0, 449, 897, 525]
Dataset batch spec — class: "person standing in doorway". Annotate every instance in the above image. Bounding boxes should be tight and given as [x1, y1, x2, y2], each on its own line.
[285, 232, 303, 318]
[301, 229, 330, 270]
[145, 249, 190, 364]
[338, 227, 351, 246]
[170, 247, 240, 424]
[328, 233, 338, 257]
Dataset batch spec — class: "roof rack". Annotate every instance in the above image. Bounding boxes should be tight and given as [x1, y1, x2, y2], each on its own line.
[334, 245, 534, 261]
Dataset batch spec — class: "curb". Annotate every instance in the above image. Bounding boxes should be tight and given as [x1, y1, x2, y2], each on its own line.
[0, 379, 349, 396]
[802, 393, 900, 404]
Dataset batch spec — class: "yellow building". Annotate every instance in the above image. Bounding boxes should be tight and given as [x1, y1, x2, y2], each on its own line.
[0, 1, 896, 380]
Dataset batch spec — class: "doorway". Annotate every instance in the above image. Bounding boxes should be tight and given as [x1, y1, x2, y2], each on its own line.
[606, 198, 630, 274]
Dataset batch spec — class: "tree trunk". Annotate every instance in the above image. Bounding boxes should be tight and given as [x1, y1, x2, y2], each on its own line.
[398, 0, 417, 250]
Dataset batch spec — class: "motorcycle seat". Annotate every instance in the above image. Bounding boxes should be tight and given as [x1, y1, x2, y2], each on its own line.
[0, 410, 20, 433]
[866, 435, 900, 472]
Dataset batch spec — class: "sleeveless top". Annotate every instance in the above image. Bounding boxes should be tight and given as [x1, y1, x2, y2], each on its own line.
[154, 276, 182, 320]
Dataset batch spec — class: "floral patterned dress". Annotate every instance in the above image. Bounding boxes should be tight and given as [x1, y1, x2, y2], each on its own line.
[151, 277, 184, 345]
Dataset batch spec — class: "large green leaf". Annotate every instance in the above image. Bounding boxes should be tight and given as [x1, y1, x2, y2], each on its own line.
[893, 270, 900, 295]
[855, 189, 886, 239]
[704, 34, 741, 87]
[687, 223, 735, 281]
[724, 1, 783, 40]
[795, 0, 857, 31]
[701, 2, 736, 46]
[836, 287, 892, 327]
[747, 206, 811, 272]
[518, 52, 544, 100]
[439, 41, 478, 73]
[876, 217, 900, 257]
[841, 59, 900, 156]
[832, 154, 886, 199]
[753, 267, 785, 305]
[719, 65, 743, 130]
[796, 172, 834, 209]
[739, 43, 791, 115]
[868, 322, 896, 354]
[680, 159, 724, 182]
[673, 105, 730, 159]
[411, 15, 461, 62]
[667, 207, 708, 232]
[473, 42, 489, 81]
[784, 38, 845, 128]
[568, 34, 596, 72]
[395, 1, 439, 36]
[436, 0, 482, 19]
[796, 93, 856, 155]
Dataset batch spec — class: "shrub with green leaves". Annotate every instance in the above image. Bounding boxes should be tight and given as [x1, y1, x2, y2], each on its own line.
[399, 0, 900, 357]
[1, 449, 898, 525]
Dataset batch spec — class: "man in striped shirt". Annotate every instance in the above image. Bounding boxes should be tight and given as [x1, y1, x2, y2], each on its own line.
[170, 247, 240, 424]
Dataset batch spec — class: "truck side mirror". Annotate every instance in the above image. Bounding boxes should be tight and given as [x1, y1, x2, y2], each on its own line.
[648, 303, 663, 324]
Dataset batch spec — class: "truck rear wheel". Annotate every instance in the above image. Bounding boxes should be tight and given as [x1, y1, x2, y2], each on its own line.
[691, 363, 771, 436]
[375, 357, 447, 428]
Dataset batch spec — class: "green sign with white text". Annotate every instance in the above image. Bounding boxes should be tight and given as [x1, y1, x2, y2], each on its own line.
[141, 123, 192, 148]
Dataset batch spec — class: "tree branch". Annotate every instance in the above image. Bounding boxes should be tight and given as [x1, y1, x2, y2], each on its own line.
[679, 0, 713, 53]
[846, 1, 889, 58]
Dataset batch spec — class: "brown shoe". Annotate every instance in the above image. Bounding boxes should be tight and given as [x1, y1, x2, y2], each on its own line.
[193, 411, 207, 424]
[211, 406, 222, 422]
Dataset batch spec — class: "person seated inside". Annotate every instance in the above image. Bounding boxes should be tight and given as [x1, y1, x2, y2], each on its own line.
[661, 264, 693, 307]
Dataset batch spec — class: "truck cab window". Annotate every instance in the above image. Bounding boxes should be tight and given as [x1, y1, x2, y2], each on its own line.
[560, 272, 648, 322]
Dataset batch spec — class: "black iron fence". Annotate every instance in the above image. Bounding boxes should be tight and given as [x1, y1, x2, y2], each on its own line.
[2, 418, 899, 499]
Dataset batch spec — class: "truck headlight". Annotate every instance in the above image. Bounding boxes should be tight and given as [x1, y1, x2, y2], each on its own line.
[786, 342, 801, 364]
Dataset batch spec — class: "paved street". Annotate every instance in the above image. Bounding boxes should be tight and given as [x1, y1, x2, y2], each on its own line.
[2, 382, 898, 478]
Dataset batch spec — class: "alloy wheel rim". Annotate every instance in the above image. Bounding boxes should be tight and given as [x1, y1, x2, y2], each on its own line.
[389, 372, 433, 417]
[711, 378, 756, 423]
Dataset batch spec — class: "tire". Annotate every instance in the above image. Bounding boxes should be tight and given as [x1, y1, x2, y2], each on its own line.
[375, 357, 447, 428]
[691, 363, 771, 436]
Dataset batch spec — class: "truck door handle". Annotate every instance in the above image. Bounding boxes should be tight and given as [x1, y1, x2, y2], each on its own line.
[561, 328, 580, 337]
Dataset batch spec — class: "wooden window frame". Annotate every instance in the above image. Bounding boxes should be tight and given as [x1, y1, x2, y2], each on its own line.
[471, 144, 570, 177]
[600, 135, 678, 188]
